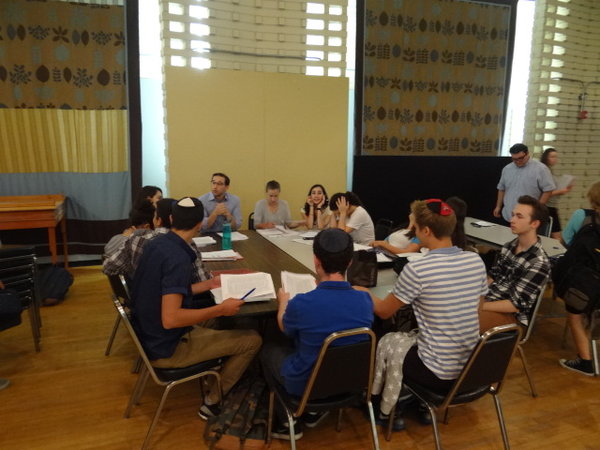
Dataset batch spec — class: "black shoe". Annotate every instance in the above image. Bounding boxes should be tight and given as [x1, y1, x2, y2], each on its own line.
[303, 411, 330, 428]
[271, 422, 303, 440]
[376, 411, 406, 431]
[417, 403, 433, 425]
[559, 357, 594, 376]
[197, 402, 220, 420]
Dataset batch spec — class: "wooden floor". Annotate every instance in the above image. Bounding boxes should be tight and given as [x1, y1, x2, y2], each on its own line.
[1, 266, 599, 450]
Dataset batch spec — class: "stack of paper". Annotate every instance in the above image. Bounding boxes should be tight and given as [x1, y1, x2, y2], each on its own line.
[192, 236, 217, 247]
[217, 231, 249, 241]
[200, 250, 243, 261]
[281, 271, 316, 298]
[299, 230, 319, 239]
[211, 272, 276, 303]
[256, 228, 284, 237]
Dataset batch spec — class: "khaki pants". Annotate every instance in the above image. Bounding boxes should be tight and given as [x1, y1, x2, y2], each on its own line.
[479, 298, 517, 334]
[152, 326, 262, 404]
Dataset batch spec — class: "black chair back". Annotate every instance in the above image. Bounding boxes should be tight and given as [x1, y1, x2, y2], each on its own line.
[106, 273, 130, 305]
[248, 212, 255, 230]
[374, 219, 394, 241]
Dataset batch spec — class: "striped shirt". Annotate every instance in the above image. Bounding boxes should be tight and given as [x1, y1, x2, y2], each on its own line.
[392, 246, 487, 380]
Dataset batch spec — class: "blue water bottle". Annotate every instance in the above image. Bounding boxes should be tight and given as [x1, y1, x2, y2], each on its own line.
[222, 222, 232, 250]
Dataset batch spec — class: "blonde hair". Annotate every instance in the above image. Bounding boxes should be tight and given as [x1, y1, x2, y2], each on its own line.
[588, 181, 600, 208]
[411, 200, 456, 239]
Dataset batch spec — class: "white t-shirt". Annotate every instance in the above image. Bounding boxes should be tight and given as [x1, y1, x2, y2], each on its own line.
[346, 206, 375, 245]
[387, 229, 411, 249]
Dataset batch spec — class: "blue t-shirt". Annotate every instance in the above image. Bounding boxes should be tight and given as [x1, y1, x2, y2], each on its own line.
[131, 231, 196, 360]
[281, 281, 373, 396]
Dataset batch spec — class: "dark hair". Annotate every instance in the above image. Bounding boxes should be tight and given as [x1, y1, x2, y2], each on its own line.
[212, 172, 230, 186]
[129, 199, 155, 228]
[155, 198, 175, 228]
[509, 143, 528, 155]
[302, 184, 329, 215]
[329, 192, 363, 211]
[171, 197, 204, 230]
[266, 180, 280, 191]
[313, 229, 354, 275]
[517, 195, 549, 225]
[134, 185, 162, 208]
[540, 148, 557, 168]
[445, 196, 467, 249]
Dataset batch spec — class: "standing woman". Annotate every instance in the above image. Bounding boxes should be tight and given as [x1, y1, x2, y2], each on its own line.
[253, 180, 292, 229]
[541, 148, 573, 240]
[302, 184, 331, 229]
[329, 192, 375, 245]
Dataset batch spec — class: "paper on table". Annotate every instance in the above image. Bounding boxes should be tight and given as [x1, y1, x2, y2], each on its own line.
[473, 221, 495, 227]
[281, 271, 316, 298]
[292, 238, 313, 246]
[555, 174, 575, 190]
[299, 230, 319, 239]
[192, 236, 217, 247]
[200, 250, 242, 261]
[256, 228, 284, 237]
[353, 243, 371, 251]
[217, 231, 249, 241]
[220, 272, 275, 301]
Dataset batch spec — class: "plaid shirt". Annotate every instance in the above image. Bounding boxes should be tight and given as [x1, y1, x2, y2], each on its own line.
[102, 227, 210, 283]
[486, 238, 550, 323]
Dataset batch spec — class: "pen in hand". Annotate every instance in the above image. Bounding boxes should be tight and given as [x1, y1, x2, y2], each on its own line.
[241, 288, 256, 301]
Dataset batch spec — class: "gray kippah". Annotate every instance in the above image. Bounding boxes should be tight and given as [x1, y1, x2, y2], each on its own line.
[316, 228, 352, 252]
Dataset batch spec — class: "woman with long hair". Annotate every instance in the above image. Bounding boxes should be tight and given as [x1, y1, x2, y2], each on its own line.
[329, 192, 375, 245]
[301, 184, 331, 229]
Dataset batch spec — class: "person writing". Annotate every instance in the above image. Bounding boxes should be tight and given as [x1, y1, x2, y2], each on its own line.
[329, 192, 375, 245]
[301, 184, 331, 229]
[253, 180, 293, 229]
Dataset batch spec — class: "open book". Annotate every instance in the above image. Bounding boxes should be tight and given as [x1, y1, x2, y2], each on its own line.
[281, 271, 317, 298]
[211, 272, 276, 303]
[200, 250, 243, 261]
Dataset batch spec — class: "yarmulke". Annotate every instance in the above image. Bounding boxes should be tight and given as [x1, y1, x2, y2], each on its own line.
[177, 197, 195, 207]
[316, 228, 352, 252]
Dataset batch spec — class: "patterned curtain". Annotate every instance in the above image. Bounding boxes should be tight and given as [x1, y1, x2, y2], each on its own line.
[0, 0, 130, 256]
[361, 0, 514, 156]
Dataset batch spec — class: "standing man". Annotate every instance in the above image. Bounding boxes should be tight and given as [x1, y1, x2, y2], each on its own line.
[131, 197, 261, 418]
[494, 143, 555, 223]
[199, 172, 242, 232]
[480, 195, 551, 332]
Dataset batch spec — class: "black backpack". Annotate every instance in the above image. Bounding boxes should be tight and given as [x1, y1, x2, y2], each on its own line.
[553, 210, 600, 314]
[37, 265, 74, 306]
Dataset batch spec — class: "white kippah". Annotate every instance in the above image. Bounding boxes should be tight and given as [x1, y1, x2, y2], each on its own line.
[177, 197, 195, 207]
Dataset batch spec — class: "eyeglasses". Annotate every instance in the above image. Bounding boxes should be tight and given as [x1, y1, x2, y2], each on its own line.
[425, 199, 453, 216]
[211, 181, 226, 186]
[511, 154, 527, 162]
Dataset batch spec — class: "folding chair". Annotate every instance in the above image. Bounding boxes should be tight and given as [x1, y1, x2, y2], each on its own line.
[0, 246, 41, 352]
[112, 296, 224, 450]
[265, 327, 380, 450]
[248, 212, 255, 230]
[374, 218, 394, 241]
[401, 324, 522, 450]
[515, 282, 548, 397]
[105, 273, 131, 356]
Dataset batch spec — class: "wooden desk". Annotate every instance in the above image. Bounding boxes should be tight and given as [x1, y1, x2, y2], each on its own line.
[201, 231, 314, 317]
[0, 194, 68, 267]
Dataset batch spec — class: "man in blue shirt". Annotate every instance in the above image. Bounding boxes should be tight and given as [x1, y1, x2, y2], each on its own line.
[260, 229, 374, 441]
[494, 143, 555, 223]
[198, 172, 242, 232]
[132, 197, 261, 419]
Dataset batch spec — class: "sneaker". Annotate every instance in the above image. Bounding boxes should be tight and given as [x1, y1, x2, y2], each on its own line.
[376, 411, 406, 431]
[197, 402, 221, 420]
[559, 357, 594, 376]
[271, 422, 303, 441]
[303, 410, 330, 428]
[0, 378, 10, 390]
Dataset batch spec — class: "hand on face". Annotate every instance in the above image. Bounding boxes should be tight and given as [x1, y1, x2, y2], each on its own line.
[307, 196, 314, 206]
[336, 197, 349, 214]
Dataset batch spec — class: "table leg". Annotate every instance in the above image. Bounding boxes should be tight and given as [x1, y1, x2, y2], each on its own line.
[47, 227, 57, 265]
[60, 217, 69, 269]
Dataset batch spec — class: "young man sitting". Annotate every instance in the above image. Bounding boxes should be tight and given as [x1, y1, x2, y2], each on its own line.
[480, 195, 551, 332]
[361, 199, 487, 429]
[260, 228, 374, 440]
[131, 197, 262, 418]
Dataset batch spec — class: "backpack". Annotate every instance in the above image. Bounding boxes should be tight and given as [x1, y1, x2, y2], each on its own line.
[0, 288, 23, 331]
[553, 210, 600, 314]
[37, 265, 74, 306]
[203, 371, 269, 449]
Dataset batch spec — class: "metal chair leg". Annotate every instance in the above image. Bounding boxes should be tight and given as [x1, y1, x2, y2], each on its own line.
[124, 367, 146, 418]
[266, 390, 275, 445]
[284, 408, 297, 450]
[592, 339, 599, 377]
[105, 314, 121, 356]
[443, 407, 450, 425]
[141, 383, 175, 450]
[427, 403, 442, 450]
[336, 408, 343, 432]
[385, 404, 394, 441]
[27, 307, 41, 352]
[133, 368, 151, 405]
[517, 345, 537, 397]
[366, 400, 380, 450]
[131, 356, 143, 374]
[493, 394, 511, 450]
